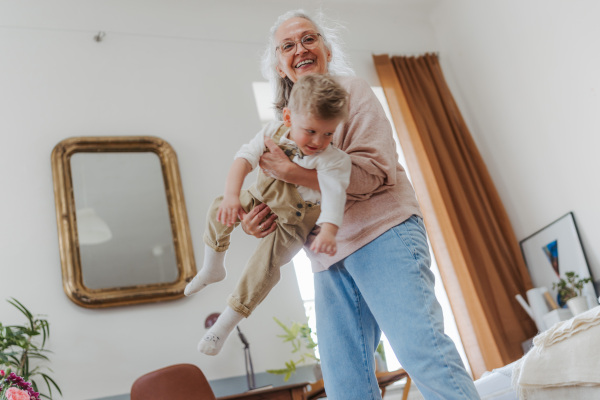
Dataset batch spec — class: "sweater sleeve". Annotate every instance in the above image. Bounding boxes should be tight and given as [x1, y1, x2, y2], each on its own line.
[336, 77, 400, 202]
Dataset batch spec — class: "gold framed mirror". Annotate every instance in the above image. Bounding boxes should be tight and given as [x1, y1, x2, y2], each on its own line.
[51, 136, 196, 308]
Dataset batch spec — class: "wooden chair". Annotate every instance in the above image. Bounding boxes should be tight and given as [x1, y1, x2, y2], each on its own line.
[131, 363, 217, 400]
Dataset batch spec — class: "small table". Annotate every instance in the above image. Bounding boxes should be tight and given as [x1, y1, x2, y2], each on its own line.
[305, 369, 411, 400]
[377, 369, 411, 398]
[216, 381, 309, 400]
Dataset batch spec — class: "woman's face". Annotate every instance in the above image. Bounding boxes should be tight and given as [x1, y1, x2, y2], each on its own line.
[274, 17, 331, 83]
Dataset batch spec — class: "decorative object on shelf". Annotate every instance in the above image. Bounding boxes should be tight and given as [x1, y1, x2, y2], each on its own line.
[552, 271, 592, 307]
[266, 318, 319, 381]
[520, 212, 597, 306]
[0, 299, 61, 399]
[552, 271, 593, 316]
[567, 296, 591, 316]
[517, 286, 579, 332]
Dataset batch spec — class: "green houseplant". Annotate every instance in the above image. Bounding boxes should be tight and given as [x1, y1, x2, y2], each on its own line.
[552, 271, 592, 306]
[267, 317, 388, 381]
[0, 298, 61, 399]
[266, 318, 319, 381]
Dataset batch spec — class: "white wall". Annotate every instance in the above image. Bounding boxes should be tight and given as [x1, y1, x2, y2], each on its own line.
[0, 1, 436, 399]
[431, 0, 600, 290]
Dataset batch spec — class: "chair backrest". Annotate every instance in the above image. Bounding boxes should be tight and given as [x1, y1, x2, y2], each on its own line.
[131, 363, 217, 400]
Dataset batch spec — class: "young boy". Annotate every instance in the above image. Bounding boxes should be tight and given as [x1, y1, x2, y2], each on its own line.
[185, 74, 351, 355]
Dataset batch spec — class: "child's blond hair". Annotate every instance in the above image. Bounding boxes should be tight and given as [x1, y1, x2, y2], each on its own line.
[287, 74, 349, 121]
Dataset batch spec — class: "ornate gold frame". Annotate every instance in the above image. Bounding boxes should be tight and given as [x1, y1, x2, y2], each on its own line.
[51, 136, 196, 308]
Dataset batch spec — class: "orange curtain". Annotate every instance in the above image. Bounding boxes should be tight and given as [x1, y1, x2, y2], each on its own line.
[373, 53, 537, 378]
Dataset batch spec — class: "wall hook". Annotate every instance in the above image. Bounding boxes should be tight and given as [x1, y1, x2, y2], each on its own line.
[94, 31, 106, 42]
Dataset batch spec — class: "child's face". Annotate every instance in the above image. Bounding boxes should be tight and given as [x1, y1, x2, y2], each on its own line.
[283, 108, 342, 156]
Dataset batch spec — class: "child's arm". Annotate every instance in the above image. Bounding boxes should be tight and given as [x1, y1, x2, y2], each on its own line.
[308, 149, 351, 256]
[217, 158, 253, 227]
[310, 223, 339, 256]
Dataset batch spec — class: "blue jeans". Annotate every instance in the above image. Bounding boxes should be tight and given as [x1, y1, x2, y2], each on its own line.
[314, 216, 480, 399]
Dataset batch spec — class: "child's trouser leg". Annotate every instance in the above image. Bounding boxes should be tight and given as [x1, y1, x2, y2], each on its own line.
[203, 194, 241, 251]
[186, 194, 257, 296]
[197, 224, 303, 356]
[228, 222, 304, 318]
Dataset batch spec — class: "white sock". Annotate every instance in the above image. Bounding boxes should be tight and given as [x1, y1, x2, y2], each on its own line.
[198, 306, 244, 356]
[184, 245, 227, 296]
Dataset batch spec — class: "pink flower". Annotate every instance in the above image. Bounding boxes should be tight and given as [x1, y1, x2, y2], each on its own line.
[5, 387, 31, 400]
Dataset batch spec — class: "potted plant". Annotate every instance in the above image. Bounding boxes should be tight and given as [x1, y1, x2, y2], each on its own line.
[552, 271, 592, 315]
[0, 298, 61, 399]
[267, 317, 389, 381]
[374, 341, 387, 372]
[266, 318, 319, 382]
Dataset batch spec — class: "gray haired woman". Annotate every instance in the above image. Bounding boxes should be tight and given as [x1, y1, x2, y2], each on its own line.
[241, 9, 480, 400]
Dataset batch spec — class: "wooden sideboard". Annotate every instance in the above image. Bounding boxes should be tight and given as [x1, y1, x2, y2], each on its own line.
[305, 369, 411, 400]
[215, 368, 410, 400]
[216, 381, 309, 400]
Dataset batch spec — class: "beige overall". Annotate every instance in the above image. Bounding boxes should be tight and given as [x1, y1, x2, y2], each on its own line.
[204, 125, 321, 317]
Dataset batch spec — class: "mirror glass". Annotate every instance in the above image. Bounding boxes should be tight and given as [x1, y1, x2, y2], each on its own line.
[72, 152, 178, 289]
[51, 136, 196, 308]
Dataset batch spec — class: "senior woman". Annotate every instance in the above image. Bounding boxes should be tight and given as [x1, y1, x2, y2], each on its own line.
[243, 10, 480, 400]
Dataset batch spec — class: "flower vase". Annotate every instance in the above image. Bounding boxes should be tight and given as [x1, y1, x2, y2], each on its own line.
[567, 296, 589, 316]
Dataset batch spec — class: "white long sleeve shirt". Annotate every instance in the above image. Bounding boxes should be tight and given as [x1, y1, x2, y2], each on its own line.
[234, 121, 351, 228]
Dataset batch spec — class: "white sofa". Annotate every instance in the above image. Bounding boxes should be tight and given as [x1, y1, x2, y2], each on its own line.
[474, 305, 600, 400]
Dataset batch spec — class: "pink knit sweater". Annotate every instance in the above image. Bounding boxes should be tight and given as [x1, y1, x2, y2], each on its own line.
[306, 76, 422, 272]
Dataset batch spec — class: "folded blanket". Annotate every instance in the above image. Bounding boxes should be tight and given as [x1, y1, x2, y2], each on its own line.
[512, 305, 600, 399]
[534, 305, 600, 348]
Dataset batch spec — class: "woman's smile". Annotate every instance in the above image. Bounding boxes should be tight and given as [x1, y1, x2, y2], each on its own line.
[295, 59, 315, 69]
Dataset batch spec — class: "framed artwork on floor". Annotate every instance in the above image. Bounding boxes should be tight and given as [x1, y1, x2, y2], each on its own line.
[520, 212, 597, 303]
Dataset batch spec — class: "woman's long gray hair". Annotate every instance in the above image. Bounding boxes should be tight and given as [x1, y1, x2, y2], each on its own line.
[261, 9, 354, 119]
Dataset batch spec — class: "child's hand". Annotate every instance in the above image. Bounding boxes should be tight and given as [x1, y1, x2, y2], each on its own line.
[217, 195, 243, 227]
[310, 230, 337, 256]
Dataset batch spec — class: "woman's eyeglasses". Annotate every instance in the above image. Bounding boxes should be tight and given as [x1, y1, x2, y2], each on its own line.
[276, 33, 322, 56]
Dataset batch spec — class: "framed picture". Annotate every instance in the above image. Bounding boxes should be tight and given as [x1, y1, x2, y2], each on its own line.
[520, 212, 597, 303]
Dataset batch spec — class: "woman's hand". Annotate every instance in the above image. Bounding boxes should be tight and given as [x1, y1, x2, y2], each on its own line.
[259, 137, 293, 181]
[240, 203, 278, 238]
[260, 137, 320, 190]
